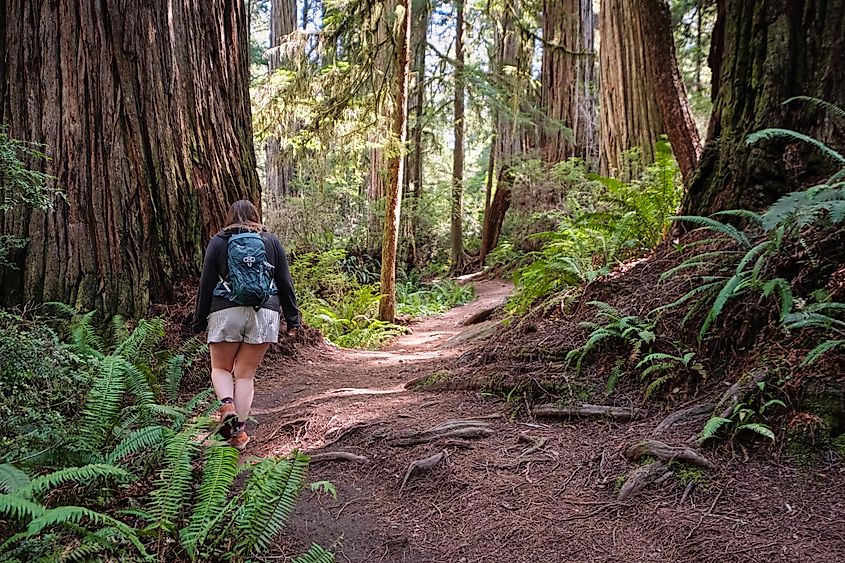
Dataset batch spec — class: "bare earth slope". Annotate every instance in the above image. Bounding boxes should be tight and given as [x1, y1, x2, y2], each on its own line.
[253, 280, 845, 563]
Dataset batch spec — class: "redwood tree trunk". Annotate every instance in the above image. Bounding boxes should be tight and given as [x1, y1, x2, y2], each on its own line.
[265, 0, 297, 202]
[481, 0, 529, 262]
[598, 0, 663, 178]
[378, 0, 411, 322]
[540, 0, 597, 165]
[637, 0, 701, 183]
[682, 0, 845, 215]
[0, 0, 259, 316]
[450, 0, 468, 271]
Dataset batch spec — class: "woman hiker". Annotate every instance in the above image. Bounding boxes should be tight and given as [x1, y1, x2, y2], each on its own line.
[192, 199, 300, 450]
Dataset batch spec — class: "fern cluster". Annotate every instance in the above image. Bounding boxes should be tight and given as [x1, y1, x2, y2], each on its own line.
[506, 139, 682, 314]
[0, 311, 334, 563]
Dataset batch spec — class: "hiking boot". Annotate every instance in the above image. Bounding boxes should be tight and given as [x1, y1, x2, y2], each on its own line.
[229, 425, 250, 451]
[217, 402, 238, 440]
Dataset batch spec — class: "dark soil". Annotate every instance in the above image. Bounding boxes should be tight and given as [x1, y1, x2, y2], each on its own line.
[250, 279, 845, 563]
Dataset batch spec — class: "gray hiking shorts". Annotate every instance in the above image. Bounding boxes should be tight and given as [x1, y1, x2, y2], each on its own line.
[206, 307, 280, 344]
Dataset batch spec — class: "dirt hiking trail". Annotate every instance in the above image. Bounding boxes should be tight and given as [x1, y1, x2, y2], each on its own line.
[250, 280, 845, 563]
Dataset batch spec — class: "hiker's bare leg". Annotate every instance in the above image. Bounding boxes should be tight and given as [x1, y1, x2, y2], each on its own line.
[232, 343, 270, 422]
[210, 342, 240, 402]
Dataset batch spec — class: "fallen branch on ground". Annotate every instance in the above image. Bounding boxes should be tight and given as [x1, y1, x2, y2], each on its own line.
[517, 432, 549, 456]
[533, 404, 648, 420]
[652, 403, 715, 435]
[625, 439, 716, 469]
[399, 450, 447, 493]
[618, 461, 669, 501]
[461, 305, 500, 326]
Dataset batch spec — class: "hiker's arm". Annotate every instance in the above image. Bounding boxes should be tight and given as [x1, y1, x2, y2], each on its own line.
[274, 239, 301, 329]
[192, 238, 219, 334]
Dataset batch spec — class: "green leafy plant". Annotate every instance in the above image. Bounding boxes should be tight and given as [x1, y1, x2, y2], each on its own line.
[565, 301, 656, 378]
[699, 381, 786, 444]
[636, 350, 707, 399]
[783, 301, 845, 365]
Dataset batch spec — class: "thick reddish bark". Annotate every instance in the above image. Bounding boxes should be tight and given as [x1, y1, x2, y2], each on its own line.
[682, 0, 845, 215]
[540, 0, 597, 164]
[638, 0, 701, 183]
[0, 0, 259, 316]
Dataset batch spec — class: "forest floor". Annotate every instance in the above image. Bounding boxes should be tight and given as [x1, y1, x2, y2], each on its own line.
[250, 280, 845, 563]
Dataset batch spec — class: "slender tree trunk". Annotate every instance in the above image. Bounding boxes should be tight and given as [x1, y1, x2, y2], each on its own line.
[598, 0, 663, 178]
[378, 0, 411, 322]
[403, 0, 429, 268]
[682, 0, 845, 215]
[0, 0, 259, 316]
[540, 0, 597, 164]
[450, 0, 469, 271]
[637, 0, 701, 183]
[479, 135, 496, 264]
[265, 0, 297, 203]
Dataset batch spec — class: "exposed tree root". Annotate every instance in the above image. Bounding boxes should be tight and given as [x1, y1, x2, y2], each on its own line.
[517, 432, 549, 456]
[715, 368, 768, 419]
[461, 305, 500, 326]
[399, 450, 447, 493]
[618, 460, 669, 501]
[389, 420, 494, 447]
[308, 451, 369, 464]
[533, 403, 648, 420]
[652, 403, 715, 435]
[625, 439, 716, 469]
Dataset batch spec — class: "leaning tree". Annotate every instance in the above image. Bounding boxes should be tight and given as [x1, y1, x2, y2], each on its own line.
[0, 0, 259, 316]
[683, 0, 845, 215]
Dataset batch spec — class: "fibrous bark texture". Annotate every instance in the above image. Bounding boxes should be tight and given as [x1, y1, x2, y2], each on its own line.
[0, 0, 259, 315]
[637, 0, 701, 183]
[682, 0, 845, 215]
[598, 0, 664, 178]
[450, 0, 468, 270]
[540, 0, 597, 164]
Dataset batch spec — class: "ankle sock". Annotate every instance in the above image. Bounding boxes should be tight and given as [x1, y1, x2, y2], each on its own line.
[221, 397, 234, 405]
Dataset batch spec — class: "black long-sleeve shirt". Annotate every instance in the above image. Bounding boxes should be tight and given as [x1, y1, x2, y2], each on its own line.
[192, 227, 301, 334]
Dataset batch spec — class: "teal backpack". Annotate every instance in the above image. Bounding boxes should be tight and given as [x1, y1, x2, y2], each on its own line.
[214, 232, 275, 307]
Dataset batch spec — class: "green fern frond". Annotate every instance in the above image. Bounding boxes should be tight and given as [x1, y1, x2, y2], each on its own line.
[737, 423, 776, 441]
[783, 96, 845, 121]
[762, 278, 793, 321]
[712, 209, 764, 224]
[0, 493, 45, 522]
[26, 506, 151, 560]
[180, 445, 240, 558]
[639, 362, 675, 379]
[78, 355, 128, 450]
[671, 215, 751, 248]
[111, 316, 129, 346]
[0, 464, 30, 494]
[113, 318, 165, 364]
[107, 425, 172, 465]
[162, 354, 187, 404]
[651, 280, 724, 316]
[148, 424, 203, 531]
[292, 543, 336, 563]
[800, 339, 845, 366]
[699, 416, 732, 442]
[16, 464, 131, 500]
[234, 452, 310, 555]
[69, 311, 105, 358]
[700, 274, 749, 338]
[747, 128, 845, 164]
[636, 353, 682, 368]
[659, 251, 739, 280]
[644, 375, 672, 399]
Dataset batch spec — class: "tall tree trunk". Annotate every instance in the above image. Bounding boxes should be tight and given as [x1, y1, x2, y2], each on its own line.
[682, 0, 845, 215]
[480, 0, 529, 261]
[0, 0, 259, 316]
[378, 0, 411, 322]
[637, 0, 701, 183]
[265, 0, 297, 203]
[598, 0, 663, 178]
[540, 0, 597, 165]
[402, 0, 429, 268]
[450, 0, 469, 271]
